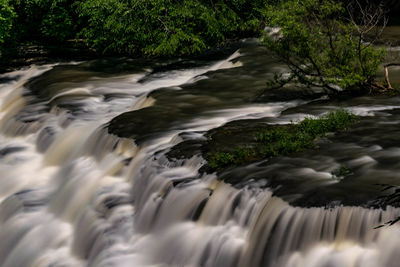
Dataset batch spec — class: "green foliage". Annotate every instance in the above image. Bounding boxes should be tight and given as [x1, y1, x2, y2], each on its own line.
[8, 0, 77, 43]
[298, 109, 357, 136]
[0, 0, 270, 60]
[3, 0, 267, 57]
[77, 0, 267, 56]
[208, 147, 257, 169]
[331, 165, 351, 179]
[0, 0, 15, 51]
[263, 0, 385, 91]
[208, 152, 236, 169]
[40, 1, 75, 42]
[207, 109, 357, 170]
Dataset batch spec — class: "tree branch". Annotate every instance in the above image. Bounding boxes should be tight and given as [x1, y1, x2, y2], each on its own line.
[384, 63, 400, 89]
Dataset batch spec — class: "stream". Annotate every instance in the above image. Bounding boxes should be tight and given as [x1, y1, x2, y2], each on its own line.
[1, 41, 400, 267]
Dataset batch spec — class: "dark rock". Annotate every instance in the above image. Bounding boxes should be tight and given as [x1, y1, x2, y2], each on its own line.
[0, 147, 25, 157]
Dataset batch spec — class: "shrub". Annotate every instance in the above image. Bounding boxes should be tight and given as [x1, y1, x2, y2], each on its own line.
[263, 0, 385, 91]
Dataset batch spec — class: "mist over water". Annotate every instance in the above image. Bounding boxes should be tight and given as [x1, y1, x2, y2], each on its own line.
[1, 45, 400, 267]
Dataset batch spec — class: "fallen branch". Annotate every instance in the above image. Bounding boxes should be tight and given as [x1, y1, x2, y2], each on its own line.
[384, 63, 400, 89]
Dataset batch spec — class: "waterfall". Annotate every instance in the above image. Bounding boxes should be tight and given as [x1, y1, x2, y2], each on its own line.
[0, 51, 399, 267]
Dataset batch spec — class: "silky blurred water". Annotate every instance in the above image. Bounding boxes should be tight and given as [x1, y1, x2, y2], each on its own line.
[0, 44, 400, 267]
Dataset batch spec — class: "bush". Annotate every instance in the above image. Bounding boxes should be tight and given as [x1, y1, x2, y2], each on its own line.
[263, 0, 385, 91]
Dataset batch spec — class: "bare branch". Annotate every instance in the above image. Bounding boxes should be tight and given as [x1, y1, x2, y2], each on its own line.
[347, 0, 388, 45]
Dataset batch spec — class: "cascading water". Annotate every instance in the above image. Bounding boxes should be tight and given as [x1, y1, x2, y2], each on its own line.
[1, 45, 400, 267]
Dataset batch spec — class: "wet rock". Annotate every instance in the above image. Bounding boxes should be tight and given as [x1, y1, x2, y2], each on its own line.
[167, 99, 400, 209]
[36, 127, 58, 153]
[0, 43, 97, 73]
[254, 85, 329, 102]
[0, 147, 25, 157]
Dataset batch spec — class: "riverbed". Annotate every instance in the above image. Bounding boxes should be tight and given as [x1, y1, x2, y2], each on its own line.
[1, 41, 400, 267]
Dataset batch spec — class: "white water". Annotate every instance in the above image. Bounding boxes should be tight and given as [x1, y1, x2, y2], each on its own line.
[0, 53, 399, 267]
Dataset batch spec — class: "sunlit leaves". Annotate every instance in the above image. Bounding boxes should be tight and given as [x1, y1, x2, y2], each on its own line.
[77, 0, 267, 56]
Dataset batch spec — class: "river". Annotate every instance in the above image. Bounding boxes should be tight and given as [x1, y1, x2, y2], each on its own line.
[1, 41, 400, 267]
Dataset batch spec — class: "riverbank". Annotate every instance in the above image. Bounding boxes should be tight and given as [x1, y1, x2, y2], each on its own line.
[0, 41, 97, 73]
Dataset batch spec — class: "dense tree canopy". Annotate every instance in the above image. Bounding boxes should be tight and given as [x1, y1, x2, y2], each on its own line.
[0, 0, 268, 57]
[0, 0, 15, 53]
[77, 0, 267, 56]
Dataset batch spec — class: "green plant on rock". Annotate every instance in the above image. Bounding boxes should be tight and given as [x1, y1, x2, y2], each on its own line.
[299, 109, 357, 136]
[208, 146, 257, 169]
[331, 165, 352, 179]
[208, 152, 236, 169]
[207, 109, 357, 170]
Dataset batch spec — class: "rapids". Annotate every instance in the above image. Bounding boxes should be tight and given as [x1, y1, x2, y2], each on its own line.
[1, 43, 400, 267]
